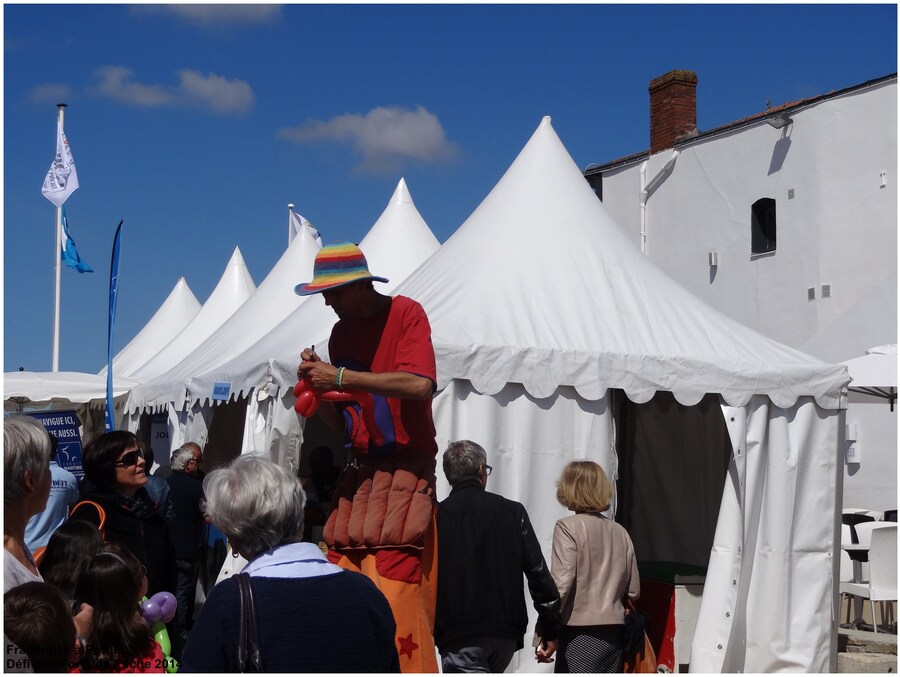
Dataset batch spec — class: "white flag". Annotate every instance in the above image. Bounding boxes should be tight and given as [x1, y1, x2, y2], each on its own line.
[41, 118, 79, 207]
[290, 211, 322, 247]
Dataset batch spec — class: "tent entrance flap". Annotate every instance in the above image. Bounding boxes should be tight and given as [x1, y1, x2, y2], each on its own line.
[614, 391, 731, 569]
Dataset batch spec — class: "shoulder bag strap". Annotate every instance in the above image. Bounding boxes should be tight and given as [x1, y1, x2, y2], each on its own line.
[236, 573, 263, 672]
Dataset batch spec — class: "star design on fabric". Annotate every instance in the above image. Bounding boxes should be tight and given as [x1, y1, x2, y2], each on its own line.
[397, 633, 419, 660]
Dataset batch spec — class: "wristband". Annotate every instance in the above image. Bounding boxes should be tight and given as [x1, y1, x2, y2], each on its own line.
[336, 366, 346, 392]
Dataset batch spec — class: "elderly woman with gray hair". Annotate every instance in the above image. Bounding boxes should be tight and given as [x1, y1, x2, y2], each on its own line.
[4, 416, 53, 592]
[181, 454, 400, 673]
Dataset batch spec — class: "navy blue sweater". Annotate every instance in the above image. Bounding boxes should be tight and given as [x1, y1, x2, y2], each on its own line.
[181, 571, 400, 673]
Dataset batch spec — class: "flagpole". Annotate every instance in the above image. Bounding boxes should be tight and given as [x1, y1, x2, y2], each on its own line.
[288, 203, 295, 246]
[51, 103, 67, 372]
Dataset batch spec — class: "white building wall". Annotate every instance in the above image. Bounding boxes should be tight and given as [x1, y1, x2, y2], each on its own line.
[598, 78, 897, 363]
[596, 77, 897, 513]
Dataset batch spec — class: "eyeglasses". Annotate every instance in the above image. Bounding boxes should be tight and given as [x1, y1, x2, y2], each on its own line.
[483, 464, 493, 476]
[186, 458, 200, 466]
[115, 448, 144, 467]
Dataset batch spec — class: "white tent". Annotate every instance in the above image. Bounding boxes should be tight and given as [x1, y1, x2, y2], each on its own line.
[4, 371, 140, 409]
[121, 217, 321, 451]
[391, 117, 848, 672]
[98, 276, 201, 378]
[4, 371, 142, 442]
[127, 247, 256, 399]
[127, 220, 321, 411]
[184, 178, 441, 467]
[840, 344, 896, 513]
[842, 343, 897, 406]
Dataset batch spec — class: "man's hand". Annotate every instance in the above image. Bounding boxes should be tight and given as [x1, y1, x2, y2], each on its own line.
[299, 347, 320, 364]
[298, 359, 340, 392]
[535, 639, 557, 663]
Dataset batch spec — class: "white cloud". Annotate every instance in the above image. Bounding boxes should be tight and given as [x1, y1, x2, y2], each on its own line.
[27, 83, 74, 105]
[133, 4, 282, 28]
[279, 106, 460, 175]
[178, 70, 254, 114]
[93, 66, 174, 107]
[91, 66, 253, 114]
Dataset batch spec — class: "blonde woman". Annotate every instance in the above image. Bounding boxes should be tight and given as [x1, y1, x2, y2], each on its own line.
[551, 461, 639, 673]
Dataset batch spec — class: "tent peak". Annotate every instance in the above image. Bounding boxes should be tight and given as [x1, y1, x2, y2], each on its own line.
[540, 115, 553, 128]
[392, 177, 412, 205]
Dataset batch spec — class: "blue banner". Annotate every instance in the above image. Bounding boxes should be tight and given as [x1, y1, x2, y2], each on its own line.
[25, 410, 84, 479]
[105, 220, 123, 432]
[61, 206, 93, 273]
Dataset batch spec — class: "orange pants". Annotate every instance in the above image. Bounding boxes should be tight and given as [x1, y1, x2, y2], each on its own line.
[333, 513, 438, 673]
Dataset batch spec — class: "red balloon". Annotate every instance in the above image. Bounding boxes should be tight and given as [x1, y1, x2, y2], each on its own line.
[294, 389, 317, 416]
[293, 379, 309, 397]
[320, 391, 356, 402]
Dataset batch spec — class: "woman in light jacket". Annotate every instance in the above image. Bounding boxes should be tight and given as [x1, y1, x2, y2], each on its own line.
[550, 460, 639, 673]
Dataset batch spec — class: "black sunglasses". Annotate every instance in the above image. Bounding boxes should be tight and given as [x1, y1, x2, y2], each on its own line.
[483, 464, 493, 476]
[115, 448, 145, 467]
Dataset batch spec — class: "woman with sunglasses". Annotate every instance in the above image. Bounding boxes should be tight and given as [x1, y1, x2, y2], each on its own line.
[72, 431, 176, 597]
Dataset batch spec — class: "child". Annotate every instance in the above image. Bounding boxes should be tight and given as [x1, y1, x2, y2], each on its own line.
[4, 581, 79, 672]
[74, 544, 166, 673]
[39, 520, 105, 599]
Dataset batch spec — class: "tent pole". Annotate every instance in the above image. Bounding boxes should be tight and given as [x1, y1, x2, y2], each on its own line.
[288, 203, 295, 246]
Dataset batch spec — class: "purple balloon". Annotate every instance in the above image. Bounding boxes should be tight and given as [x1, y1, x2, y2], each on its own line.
[141, 598, 162, 625]
[153, 592, 177, 623]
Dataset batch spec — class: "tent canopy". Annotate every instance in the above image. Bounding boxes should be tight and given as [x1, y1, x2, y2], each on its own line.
[98, 276, 201, 378]
[4, 371, 139, 410]
[396, 116, 849, 410]
[842, 343, 897, 407]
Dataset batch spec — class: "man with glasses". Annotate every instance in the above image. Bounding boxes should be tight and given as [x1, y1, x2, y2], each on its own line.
[435, 440, 561, 672]
[165, 445, 205, 659]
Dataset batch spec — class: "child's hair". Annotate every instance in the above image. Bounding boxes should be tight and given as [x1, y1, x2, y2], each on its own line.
[39, 519, 105, 597]
[74, 543, 152, 671]
[4, 581, 77, 672]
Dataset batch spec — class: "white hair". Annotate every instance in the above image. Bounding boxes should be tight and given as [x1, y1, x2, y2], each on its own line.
[202, 454, 305, 558]
[4, 416, 52, 503]
[169, 446, 194, 472]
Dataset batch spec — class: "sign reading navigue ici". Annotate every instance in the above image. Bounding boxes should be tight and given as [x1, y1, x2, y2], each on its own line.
[26, 410, 84, 479]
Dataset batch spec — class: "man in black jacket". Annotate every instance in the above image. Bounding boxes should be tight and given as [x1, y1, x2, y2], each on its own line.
[435, 440, 561, 672]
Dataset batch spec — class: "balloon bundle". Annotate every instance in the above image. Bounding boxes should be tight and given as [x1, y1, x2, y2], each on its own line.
[141, 591, 176, 627]
[140, 592, 179, 672]
[293, 378, 355, 417]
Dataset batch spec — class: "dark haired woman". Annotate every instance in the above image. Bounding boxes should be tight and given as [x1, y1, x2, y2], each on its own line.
[71, 431, 175, 596]
[38, 519, 105, 599]
[75, 543, 165, 673]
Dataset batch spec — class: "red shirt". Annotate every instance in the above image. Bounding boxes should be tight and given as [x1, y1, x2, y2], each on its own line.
[329, 295, 437, 456]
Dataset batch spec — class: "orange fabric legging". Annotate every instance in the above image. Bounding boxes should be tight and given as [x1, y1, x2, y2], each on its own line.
[333, 513, 438, 673]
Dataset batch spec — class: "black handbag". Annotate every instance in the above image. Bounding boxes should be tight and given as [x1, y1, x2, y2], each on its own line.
[236, 573, 263, 673]
[623, 601, 650, 657]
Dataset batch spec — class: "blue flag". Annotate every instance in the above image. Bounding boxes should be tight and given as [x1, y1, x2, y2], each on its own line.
[61, 208, 93, 273]
[105, 221, 123, 432]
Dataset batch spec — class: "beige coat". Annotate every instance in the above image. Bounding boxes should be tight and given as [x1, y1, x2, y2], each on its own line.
[550, 512, 640, 626]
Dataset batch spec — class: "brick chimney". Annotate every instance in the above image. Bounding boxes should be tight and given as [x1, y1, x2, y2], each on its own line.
[649, 70, 697, 154]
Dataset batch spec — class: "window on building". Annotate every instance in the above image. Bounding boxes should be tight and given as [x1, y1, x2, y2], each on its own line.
[751, 198, 777, 255]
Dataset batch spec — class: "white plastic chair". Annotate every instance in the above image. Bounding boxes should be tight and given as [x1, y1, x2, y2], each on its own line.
[841, 525, 897, 632]
[841, 523, 853, 546]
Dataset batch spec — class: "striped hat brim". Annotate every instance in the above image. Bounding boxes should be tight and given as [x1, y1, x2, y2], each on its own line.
[294, 242, 389, 296]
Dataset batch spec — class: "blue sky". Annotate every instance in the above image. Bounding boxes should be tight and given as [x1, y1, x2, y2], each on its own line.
[4, 3, 897, 374]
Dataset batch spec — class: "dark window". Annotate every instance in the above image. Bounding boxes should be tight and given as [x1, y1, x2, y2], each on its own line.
[751, 198, 776, 254]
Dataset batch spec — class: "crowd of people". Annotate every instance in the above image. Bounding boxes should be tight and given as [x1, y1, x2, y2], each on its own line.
[4, 244, 642, 673]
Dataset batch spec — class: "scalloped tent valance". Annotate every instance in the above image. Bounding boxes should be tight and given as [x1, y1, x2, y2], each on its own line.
[395, 116, 850, 409]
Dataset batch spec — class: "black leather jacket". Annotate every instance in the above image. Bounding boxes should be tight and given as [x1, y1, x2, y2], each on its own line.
[435, 480, 561, 650]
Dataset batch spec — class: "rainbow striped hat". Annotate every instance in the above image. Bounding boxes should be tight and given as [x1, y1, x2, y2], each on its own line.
[294, 242, 388, 296]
